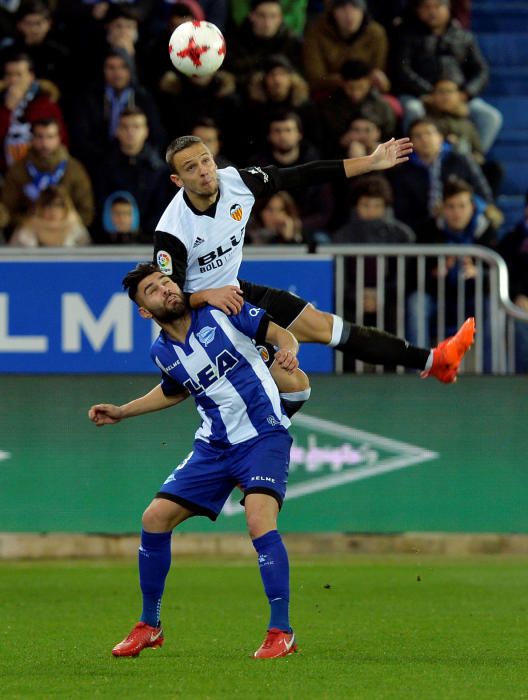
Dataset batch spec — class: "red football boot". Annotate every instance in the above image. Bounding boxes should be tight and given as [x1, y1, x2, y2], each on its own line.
[112, 622, 164, 657]
[253, 628, 298, 659]
[422, 317, 476, 384]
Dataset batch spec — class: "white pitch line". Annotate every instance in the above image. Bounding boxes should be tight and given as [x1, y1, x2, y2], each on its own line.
[0, 450, 11, 462]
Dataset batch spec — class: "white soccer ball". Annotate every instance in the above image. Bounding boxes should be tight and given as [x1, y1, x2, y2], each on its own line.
[168, 20, 226, 77]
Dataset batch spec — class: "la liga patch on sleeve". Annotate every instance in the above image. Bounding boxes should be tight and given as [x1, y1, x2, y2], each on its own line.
[157, 250, 173, 275]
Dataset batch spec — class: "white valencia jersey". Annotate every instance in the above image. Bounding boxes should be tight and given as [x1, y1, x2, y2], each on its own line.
[155, 167, 259, 293]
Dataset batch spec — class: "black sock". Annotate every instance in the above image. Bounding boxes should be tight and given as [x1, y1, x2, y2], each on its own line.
[335, 322, 429, 370]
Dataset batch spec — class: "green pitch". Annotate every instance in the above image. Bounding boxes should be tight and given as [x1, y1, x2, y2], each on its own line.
[1, 557, 527, 699]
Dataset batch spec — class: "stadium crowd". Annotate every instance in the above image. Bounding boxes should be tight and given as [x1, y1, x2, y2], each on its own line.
[0, 0, 525, 366]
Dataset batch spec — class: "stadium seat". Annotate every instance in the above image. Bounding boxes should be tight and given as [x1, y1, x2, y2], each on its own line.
[485, 67, 528, 97]
[499, 164, 528, 195]
[487, 97, 528, 131]
[478, 34, 528, 67]
[472, 3, 528, 32]
[497, 194, 525, 236]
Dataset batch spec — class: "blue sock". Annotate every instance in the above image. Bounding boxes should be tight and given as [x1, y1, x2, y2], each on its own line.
[252, 530, 291, 632]
[138, 529, 172, 628]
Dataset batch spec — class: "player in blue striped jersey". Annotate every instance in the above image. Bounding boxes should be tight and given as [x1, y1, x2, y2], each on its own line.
[88, 263, 302, 659]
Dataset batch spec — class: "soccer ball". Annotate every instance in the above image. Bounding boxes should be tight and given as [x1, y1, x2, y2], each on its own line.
[168, 21, 226, 77]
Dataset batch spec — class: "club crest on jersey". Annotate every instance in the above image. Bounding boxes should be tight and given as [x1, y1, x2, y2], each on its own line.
[230, 203, 243, 221]
[197, 326, 216, 347]
[256, 345, 270, 363]
[157, 250, 173, 275]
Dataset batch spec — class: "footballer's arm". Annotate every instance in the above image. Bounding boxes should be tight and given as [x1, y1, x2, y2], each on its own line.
[89, 385, 189, 427]
[265, 321, 299, 374]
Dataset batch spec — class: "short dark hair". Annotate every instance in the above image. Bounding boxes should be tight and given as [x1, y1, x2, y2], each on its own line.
[340, 59, 370, 81]
[443, 177, 474, 201]
[16, 0, 51, 21]
[350, 175, 393, 207]
[409, 117, 442, 135]
[267, 110, 303, 134]
[165, 135, 203, 173]
[4, 51, 34, 72]
[122, 262, 160, 302]
[119, 106, 147, 121]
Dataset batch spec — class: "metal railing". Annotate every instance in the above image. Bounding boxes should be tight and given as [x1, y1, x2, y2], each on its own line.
[318, 244, 528, 375]
[2, 244, 527, 374]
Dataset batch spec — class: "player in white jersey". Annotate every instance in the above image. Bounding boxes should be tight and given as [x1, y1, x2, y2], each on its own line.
[89, 263, 302, 659]
[154, 136, 475, 384]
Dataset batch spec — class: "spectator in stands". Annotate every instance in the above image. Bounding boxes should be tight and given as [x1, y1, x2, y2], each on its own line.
[320, 59, 396, 156]
[390, 117, 493, 232]
[141, 2, 201, 98]
[9, 184, 92, 247]
[332, 175, 415, 351]
[69, 47, 164, 174]
[394, 0, 502, 153]
[101, 191, 143, 244]
[92, 107, 171, 242]
[406, 177, 498, 348]
[303, 0, 389, 99]
[246, 191, 303, 245]
[94, 107, 173, 242]
[245, 53, 321, 153]
[231, 0, 309, 35]
[0, 1, 71, 93]
[0, 52, 67, 173]
[103, 5, 141, 61]
[2, 116, 93, 231]
[498, 194, 528, 373]
[339, 115, 382, 158]
[250, 110, 334, 243]
[226, 0, 302, 87]
[191, 118, 233, 168]
[155, 67, 242, 164]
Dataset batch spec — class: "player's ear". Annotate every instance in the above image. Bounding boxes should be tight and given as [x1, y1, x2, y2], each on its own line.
[138, 306, 153, 320]
[170, 173, 183, 188]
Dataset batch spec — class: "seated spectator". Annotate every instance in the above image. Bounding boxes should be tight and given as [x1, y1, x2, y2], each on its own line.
[9, 184, 91, 247]
[394, 0, 502, 153]
[0, 52, 67, 173]
[246, 191, 303, 244]
[69, 47, 164, 174]
[245, 53, 321, 152]
[406, 177, 498, 351]
[101, 191, 144, 244]
[141, 2, 202, 98]
[226, 0, 302, 87]
[303, 0, 389, 99]
[390, 118, 494, 232]
[156, 68, 243, 164]
[320, 59, 396, 156]
[0, 1, 71, 93]
[332, 175, 414, 354]
[92, 106, 171, 241]
[249, 110, 334, 243]
[191, 118, 233, 168]
[339, 115, 382, 158]
[3, 116, 93, 230]
[231, 0, 309, 35]
[498, 193, 528, 373]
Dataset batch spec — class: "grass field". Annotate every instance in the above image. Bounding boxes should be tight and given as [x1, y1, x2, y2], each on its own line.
[1, 556, 527, 699]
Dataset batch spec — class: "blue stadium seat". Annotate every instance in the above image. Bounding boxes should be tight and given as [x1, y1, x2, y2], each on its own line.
[472, 3, 528, 32]
[485, 67, 528, 97]
[497, 195, 525, 238]
[499, 164, 528, 195]
[478, 34, 528, 67]
[487, 97, 528, 132]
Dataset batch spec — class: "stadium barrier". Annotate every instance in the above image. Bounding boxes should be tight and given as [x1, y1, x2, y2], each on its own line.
[2, 244, 527, 374]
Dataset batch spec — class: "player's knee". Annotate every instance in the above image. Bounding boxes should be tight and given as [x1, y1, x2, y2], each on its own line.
[291, 307, 334, 344]
[142, 501, 172, 532]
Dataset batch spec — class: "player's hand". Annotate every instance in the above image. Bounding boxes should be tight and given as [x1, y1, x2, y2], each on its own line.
[205, 286, 244, 315]
[88, 404, 123, 427]
[274, 348, 299, 374]
[370, 137, 413, 170]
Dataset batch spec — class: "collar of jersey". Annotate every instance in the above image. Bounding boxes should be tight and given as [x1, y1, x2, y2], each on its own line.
[183, 189, 220, 218]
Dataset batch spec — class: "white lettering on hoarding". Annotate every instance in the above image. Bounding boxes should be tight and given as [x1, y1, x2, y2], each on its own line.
[62, 293, 132, 352]
[0, 294, 48, 352]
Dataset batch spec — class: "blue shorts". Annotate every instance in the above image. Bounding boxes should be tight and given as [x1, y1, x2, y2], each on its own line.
[156, 430, 292, 521]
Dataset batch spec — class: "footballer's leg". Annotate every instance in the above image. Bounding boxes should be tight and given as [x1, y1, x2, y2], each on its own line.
[112, 498, 192, 657]
[289, 305, 475, 383]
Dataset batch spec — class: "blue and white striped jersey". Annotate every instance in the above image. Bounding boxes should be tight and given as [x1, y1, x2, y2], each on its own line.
[152, 302, 290, 447]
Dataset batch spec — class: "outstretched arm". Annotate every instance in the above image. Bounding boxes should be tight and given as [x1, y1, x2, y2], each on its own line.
[88, 384, 189, 427]
[343, 137, 413, 178]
